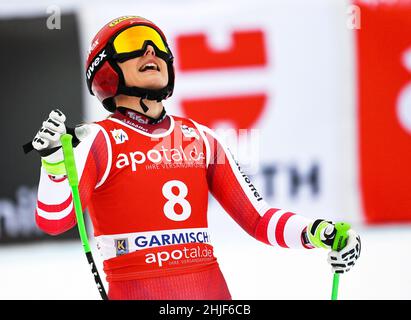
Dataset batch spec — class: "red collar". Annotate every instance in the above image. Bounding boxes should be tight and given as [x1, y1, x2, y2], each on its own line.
[111, 108, 171, 134]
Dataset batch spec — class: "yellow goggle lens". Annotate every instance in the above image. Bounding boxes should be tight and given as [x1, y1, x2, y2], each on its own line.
[113, 25, 168, 54]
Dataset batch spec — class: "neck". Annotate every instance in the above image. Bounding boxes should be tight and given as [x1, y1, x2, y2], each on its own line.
[114, 94, 164, 119]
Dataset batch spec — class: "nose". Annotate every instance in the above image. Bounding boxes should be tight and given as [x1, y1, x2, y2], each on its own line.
[144, 45, 156, 56]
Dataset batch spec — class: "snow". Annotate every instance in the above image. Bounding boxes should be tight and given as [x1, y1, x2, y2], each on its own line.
[0, 224, 410, 300]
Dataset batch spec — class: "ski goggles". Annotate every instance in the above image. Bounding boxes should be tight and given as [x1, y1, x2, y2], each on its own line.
[111, 25, 172, 62]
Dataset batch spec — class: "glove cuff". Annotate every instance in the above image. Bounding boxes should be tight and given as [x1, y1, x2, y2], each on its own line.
[307, 220, 333, 249]
[41, 158, 66, 175]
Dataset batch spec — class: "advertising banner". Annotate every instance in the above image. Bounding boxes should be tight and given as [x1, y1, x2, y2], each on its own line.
[356, 1, 411, 223]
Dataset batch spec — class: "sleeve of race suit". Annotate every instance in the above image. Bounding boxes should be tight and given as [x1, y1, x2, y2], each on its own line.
[35, 124, 111, 235]
[196, 123, 314, 249]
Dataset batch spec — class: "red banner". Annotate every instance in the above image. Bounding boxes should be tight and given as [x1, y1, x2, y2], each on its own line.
[176, 30, 268, 129]
[356, 2, 411, 223]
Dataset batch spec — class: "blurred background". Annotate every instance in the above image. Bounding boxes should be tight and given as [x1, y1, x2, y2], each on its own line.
[0, 0, 411, 299]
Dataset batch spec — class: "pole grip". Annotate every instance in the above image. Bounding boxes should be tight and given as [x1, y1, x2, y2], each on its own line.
[61, 134, 78, 187]
[332, 222, 351, 251]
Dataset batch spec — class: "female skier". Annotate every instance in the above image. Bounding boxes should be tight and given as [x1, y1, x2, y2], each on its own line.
[32, 16, 361, 300]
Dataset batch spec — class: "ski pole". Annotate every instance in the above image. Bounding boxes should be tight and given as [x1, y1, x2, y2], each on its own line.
[60, 134, 108, 300]
[331, 222, 351, 300]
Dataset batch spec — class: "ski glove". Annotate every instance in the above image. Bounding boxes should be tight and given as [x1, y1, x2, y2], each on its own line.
[306, 219, 361, 274]
[32, 109, 89, 175]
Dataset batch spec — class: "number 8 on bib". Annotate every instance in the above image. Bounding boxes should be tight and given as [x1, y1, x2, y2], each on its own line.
[162, 180, 191, 222]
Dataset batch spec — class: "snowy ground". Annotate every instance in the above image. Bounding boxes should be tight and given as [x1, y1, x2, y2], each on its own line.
[0, 224, 410, 300]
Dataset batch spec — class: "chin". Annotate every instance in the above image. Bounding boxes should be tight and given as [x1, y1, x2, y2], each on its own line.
[141, 78, 168, 89]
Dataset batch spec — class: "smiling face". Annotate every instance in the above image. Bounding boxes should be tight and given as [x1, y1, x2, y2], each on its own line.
[117, 45, 168, 90]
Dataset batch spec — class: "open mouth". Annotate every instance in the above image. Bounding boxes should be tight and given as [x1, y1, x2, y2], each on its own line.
[139, 62, 160, 72]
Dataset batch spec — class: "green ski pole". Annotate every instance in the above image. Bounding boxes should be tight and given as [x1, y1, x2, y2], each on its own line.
[331, 222, 351, 300]
[60, 134, 108, 300]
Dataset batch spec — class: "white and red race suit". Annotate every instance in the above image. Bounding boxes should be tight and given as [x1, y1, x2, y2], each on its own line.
[35, 108, 313, 300]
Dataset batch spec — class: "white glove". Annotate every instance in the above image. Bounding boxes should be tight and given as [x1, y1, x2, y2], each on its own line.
[32, 109, 66, 159]
[32, 109, 89, 162]
[32, 109, 89, 176]
[306, 220, 361, 274]
[328, 229, 361, 274]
